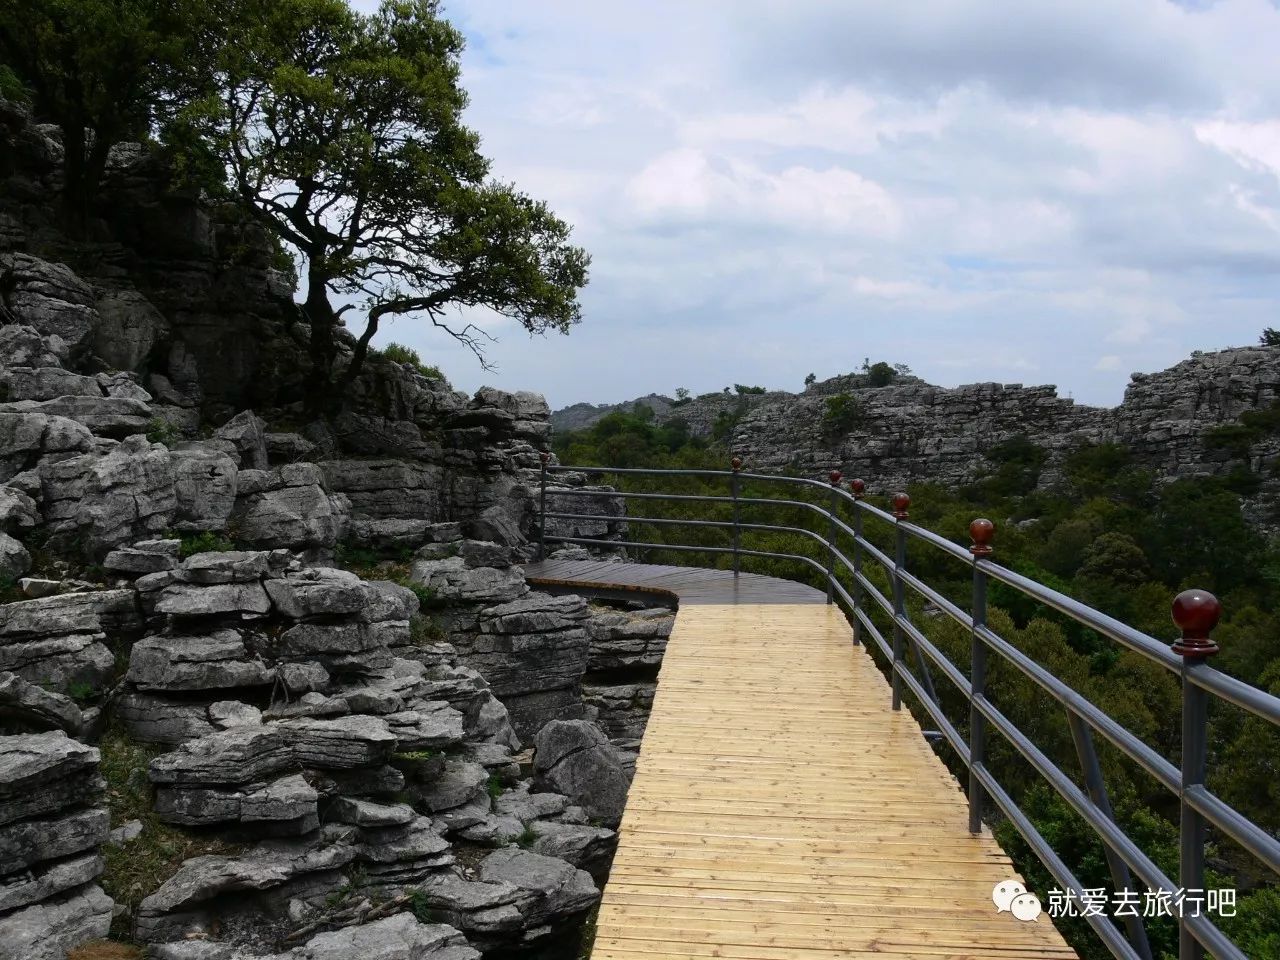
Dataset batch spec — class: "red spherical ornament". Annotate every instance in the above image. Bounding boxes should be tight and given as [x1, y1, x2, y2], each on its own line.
[850, 478, 866, 499]
[1171, 589, 1222, 658]
[539, 452, 550, 465]
[892, 492, 911, 519]
[730, 456, 743, 471]
[829, 470, 843, 485]
[969, 518, 995, 556]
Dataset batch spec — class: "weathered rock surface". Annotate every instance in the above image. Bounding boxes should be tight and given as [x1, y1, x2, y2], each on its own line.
[532, 720, 631, 827]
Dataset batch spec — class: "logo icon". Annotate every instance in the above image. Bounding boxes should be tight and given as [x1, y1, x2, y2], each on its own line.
[993, 880, 1042, 922]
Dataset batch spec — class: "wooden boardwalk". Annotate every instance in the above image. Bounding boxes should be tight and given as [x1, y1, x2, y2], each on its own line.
[526, 560, 1076, 960]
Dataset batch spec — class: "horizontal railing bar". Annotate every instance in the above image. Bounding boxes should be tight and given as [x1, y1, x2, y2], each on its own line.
[853, 534, 895, 572]
[548, 465, 736, 478]
[893, 660, 970, 763]
[974, 625, 1182, 795]
[974, 691, 1183, 898]
[896, 614, 973, 698]
[1186, 659, 1280, 727]
[854, 571, 896, 620]
[1184, 784, 1280, 874]
[855, 607, 895, 662]
[544, 535, 832, 579]
[972, 763, 1146, 960]
[898, 568, 973, 629]
[978, 560, 1183, 670]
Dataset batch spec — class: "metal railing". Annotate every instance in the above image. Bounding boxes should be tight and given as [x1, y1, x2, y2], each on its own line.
[535, 454, 1280, 960]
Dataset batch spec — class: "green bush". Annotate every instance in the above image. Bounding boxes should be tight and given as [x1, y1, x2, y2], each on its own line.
[177, 531, 235, 558]
[821, 394, 866, 438]
[376, 342, 447, 382]
[145, 418, 183, 446]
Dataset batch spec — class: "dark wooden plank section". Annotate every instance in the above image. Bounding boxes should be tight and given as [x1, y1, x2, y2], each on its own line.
[522, 559, 827, 605]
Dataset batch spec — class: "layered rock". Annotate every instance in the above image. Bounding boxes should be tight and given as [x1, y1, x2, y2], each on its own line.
[0, 730, 112, 960]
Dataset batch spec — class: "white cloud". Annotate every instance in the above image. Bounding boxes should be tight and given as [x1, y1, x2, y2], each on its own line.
[337, 0, 1280, 410]
[1094, 355, 1123, 371]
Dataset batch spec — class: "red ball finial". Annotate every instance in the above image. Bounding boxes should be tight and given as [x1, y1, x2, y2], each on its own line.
[539, 451, 550, 465]
[850, 478, 866, 500]
[731, 456, 742, 471]
[892, 492, 911, 519]
[829, 469, 843, 485]
[1171, 589, 1222, 658]
[969, 518, 995, 556]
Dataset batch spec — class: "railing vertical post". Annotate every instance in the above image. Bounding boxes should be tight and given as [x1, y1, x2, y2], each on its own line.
[825, 470, 841, 604]
[890, 492, 910, 711]
[967, 518, 994, 835]
[1171, 588, 1222, 960]
[538, 452, 550, 561]
[849, 479, 865, 646]
[730, 456, 742, 578]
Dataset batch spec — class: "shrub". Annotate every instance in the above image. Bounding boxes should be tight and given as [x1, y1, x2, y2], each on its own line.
[177, 531, 236, 558]
[145, 418, 182, 446]
[377, 342, 447, 382]
[821, 394, 866, 438]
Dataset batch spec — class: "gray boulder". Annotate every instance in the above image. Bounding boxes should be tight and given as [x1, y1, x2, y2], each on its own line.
[39, 435, 177, 554]
[0, 883, 113, 960]
[0, 532, 29, 579]
[156, 581, 273, 618]
[266, 568, 370, 618]
[532, 720, 630, 826]
[0, 672, 83, 733]
[92, 286, 168, 371]
[0, 395, 152, 437]
[177, 550, 270, 585]
[126, 631, 274, 691]
[1, 252, 98, 349]
[170, 444, 239, 532]
[0, 411, 93, 482]
[231, 464, 348, 550]
[214, 411, 269, 470]
[0, 325, 68, 369]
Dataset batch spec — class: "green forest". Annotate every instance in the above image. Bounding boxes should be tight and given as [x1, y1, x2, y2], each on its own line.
[553, 407, 1280, 960]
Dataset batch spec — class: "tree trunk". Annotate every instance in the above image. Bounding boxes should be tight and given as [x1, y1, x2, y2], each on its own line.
[302, 272, 338, 415]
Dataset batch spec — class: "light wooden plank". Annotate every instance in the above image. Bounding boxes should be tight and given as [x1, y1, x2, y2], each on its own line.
[519, 562, 1075, 960]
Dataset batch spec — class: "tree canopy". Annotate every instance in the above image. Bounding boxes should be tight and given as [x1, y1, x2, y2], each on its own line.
[167, 0, 588, 407]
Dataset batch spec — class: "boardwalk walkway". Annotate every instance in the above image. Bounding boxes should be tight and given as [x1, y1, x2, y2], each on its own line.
[525, 559, 1077, 960]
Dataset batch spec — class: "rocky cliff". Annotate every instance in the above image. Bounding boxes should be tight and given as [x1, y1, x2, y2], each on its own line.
[0, 97, 638, 960]
[554, 350, 1280, 513]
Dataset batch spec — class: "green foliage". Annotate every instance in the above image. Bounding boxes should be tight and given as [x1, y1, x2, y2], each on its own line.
[98, 725, 242, 934]
[145, 417, 183, 446]
[733, 384, 766, 395]
[375, 342, 447, 382]
[486, 773, 505, 800]
[0, 64, 29, 104]
[1261, 328, 1280, 347]
[170, 0, 589, 407]
[0, 0, 211, 234]
[803, 372, 817, 388]
[672, 387, 691, 404]
[177, 531, 235, 558]
[553, 407, 1280, 960]
[821, 393, 866, 438]
[515, 823, 540, 849]
[409, 612, 445, 645]
[861, 359, 897, 386]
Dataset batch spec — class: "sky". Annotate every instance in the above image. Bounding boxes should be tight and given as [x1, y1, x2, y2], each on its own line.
[350, 0, 1280, 410]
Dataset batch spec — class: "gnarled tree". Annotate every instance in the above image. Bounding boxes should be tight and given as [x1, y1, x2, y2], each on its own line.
[174, 0, 589, 410]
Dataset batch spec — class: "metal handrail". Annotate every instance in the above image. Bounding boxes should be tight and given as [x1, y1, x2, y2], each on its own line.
[535, 455, 1280, 960]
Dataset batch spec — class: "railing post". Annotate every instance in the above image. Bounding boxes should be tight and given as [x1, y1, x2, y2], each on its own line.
[1171, 588, 1222, 960]
[890, 492, 910, 710]
[849, 479, 865, 646]
[968, 518, 994, 834]
[825, 470, 841, 604]
[538, 452, 550, 561]
[730, 456, 742, 578]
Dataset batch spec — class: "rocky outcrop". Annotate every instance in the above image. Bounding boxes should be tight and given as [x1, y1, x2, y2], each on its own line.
[0, 731, 112, 959]
[532, 720, 631, 828]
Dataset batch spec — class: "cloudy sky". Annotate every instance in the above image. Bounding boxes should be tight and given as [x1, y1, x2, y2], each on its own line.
[353, 0, 1280, 410]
